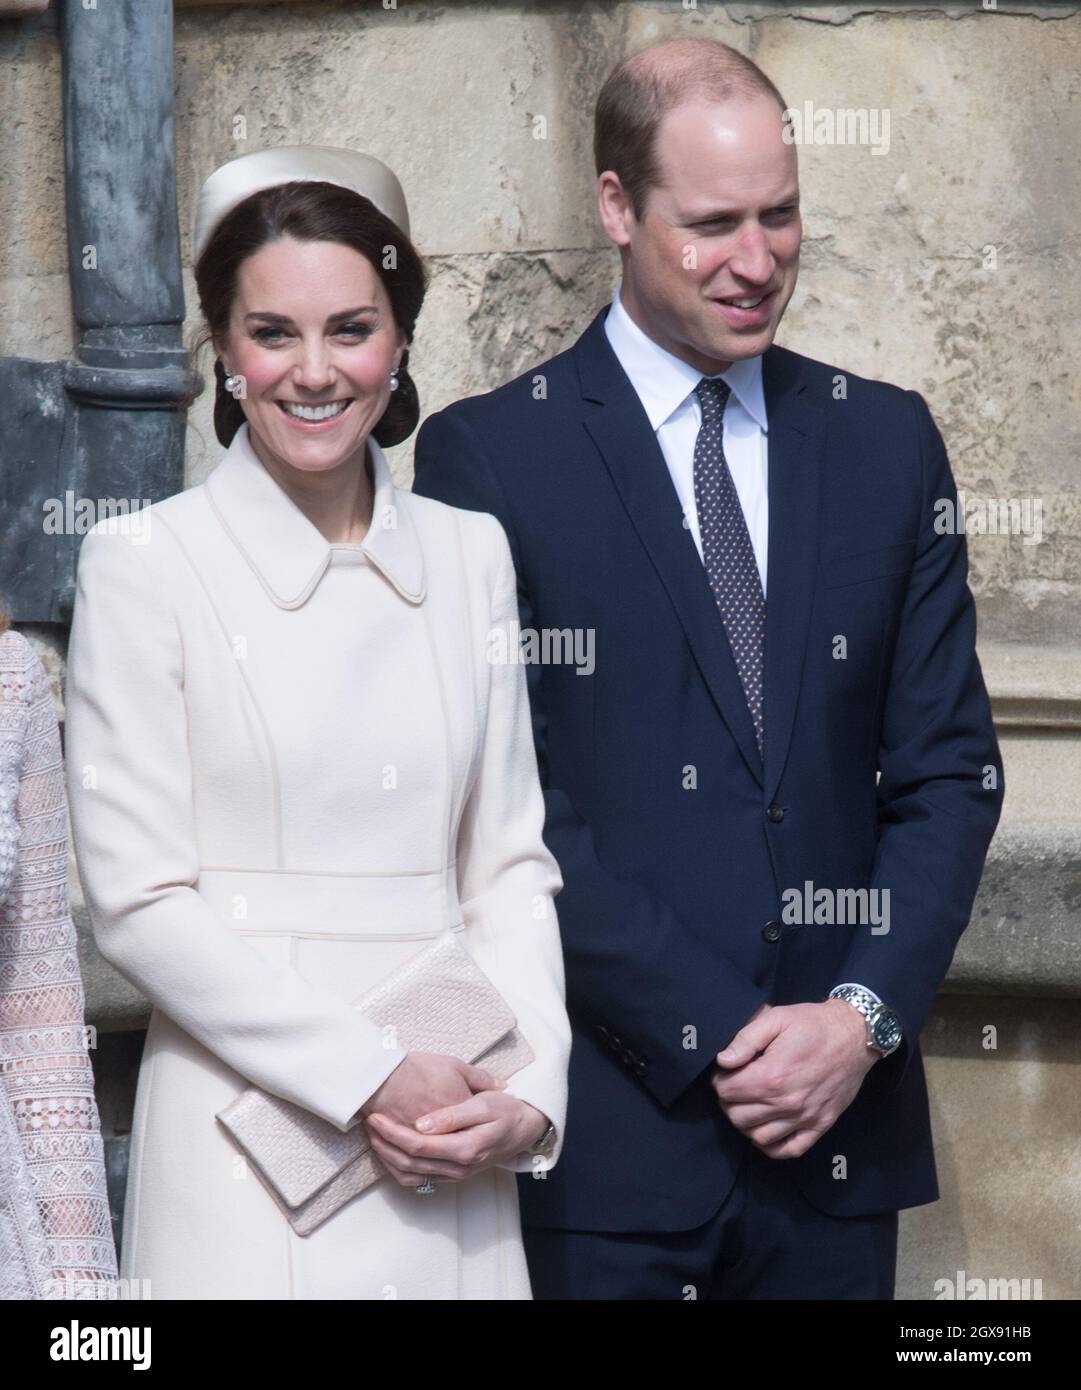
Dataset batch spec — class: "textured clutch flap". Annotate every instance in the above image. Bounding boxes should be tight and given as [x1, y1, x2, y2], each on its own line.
[216, 930, 534, 1233]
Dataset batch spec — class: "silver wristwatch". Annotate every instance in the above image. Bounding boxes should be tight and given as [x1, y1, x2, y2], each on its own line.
[529, 1121, 557, 1159]
[829, 983, 903, 1057]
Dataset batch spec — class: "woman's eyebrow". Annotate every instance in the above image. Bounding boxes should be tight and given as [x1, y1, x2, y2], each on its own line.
[244, 305, 379, 324]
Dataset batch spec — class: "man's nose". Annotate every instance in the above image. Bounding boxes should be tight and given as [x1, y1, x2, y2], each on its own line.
[726, 222, 775, 284]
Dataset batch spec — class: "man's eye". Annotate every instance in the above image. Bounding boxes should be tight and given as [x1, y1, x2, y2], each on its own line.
[694, 208, 797, 232]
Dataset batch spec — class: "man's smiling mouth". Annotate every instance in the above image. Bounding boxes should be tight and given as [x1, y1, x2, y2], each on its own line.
[715, 291, 772, 309]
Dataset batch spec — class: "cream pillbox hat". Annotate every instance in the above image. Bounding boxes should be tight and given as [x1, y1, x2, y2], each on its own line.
[192, 145, 411, 264]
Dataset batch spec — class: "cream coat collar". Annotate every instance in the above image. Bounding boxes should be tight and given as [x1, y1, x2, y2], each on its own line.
[205, 421, 426, 608]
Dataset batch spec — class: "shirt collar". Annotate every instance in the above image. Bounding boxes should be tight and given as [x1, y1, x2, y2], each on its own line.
[205, 420, 426, 608]
[604, 283, 769, 434]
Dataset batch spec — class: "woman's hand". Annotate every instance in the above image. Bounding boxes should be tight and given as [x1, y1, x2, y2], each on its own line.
[359, 1052, 504, 1130]
[364, 1092, 550, 1187]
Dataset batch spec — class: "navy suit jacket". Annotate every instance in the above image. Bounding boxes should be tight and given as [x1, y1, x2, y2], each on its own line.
[412, 304, 1004, 1233]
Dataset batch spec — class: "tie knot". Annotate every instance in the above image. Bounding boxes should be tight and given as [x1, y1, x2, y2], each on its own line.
[694, 375, 731, 422]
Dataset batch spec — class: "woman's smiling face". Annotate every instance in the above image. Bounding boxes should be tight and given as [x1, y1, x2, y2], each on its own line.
[217, 235, 406, 476]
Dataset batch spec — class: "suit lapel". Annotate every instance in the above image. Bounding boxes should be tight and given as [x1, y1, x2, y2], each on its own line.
[575, 309, 824, 798]
[760, 345, 825, 803]
[577, 308, 764, 789]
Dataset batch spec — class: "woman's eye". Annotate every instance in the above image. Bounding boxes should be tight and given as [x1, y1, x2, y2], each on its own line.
[251, 323, 372, 344]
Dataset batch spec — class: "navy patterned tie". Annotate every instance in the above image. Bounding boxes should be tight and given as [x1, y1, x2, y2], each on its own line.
[692, 376, 765, 759]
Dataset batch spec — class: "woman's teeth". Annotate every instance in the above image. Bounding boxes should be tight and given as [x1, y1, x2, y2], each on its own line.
[724, 297, 764, 309]
[279, 400, 350, 421]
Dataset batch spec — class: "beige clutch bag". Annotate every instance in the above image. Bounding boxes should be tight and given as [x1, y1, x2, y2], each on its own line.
[215, 930, 534, 1236]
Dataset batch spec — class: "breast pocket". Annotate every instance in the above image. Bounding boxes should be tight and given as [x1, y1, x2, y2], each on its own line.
[820, 539, 917, 589]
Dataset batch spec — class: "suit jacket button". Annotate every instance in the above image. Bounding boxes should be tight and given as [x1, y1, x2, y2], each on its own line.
[766, 803, 784, 823]
[762, 919, 782, 943]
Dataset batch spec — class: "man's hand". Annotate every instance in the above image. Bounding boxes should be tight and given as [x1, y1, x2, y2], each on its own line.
[711, 999, 878, 1159]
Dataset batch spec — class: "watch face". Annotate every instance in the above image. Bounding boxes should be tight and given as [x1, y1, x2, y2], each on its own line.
[872, 1008, 902, 1052]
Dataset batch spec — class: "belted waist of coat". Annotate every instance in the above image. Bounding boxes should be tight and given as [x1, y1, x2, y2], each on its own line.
[195, 866, 464, 939]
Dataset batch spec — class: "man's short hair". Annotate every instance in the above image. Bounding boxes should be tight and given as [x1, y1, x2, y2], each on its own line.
[594, 38, 788, 221]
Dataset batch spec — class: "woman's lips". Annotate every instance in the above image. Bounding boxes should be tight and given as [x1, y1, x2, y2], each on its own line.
[275, 398, 355, 431]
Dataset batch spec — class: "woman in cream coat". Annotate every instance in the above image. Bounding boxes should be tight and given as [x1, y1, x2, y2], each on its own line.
[63, 148, 570, 1300]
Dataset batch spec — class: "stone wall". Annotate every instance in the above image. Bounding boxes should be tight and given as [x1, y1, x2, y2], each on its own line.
[2, 0, 1077, 1298]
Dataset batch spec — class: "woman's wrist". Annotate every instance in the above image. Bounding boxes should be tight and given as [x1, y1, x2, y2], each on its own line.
[515, 1100, 552, 1152]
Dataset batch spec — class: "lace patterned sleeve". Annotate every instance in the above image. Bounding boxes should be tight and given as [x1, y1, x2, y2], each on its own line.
[0, 631, 118, 1297]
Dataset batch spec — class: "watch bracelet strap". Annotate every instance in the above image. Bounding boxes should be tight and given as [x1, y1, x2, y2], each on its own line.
[530, 1120, 557, 1157]
[828, 983, 899, 1053]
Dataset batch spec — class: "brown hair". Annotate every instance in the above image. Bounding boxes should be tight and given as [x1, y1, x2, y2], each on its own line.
[594, 38, 789, 222]
[0, 607, 10, 637]
[191, 181, 428, 448]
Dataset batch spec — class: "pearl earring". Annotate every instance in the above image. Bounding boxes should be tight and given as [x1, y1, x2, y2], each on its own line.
[223, 367, 238, 394]
[389, 368, 400, 392]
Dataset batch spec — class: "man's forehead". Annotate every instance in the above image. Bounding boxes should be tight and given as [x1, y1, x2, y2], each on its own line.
[657, 92, 789, 138]
[650, 101, 794, 187]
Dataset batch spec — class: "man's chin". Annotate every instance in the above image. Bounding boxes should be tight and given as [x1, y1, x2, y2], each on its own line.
[689, 328, 775, 371]
[721, 333, 773, 360]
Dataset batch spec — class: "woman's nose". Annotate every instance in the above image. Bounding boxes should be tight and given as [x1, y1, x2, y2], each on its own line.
[293, 342, 336, 391]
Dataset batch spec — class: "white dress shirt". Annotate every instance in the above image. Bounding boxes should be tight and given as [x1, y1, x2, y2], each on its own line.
[604, 284, 769, 595]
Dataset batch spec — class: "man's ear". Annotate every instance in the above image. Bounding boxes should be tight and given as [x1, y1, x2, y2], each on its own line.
[598, 171, 635, 249]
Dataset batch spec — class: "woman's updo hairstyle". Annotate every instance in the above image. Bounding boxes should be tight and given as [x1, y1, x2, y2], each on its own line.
[191, 180, 428, 448]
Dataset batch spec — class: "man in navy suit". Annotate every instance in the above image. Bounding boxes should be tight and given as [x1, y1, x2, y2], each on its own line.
[412, 37, 1004, 1299]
